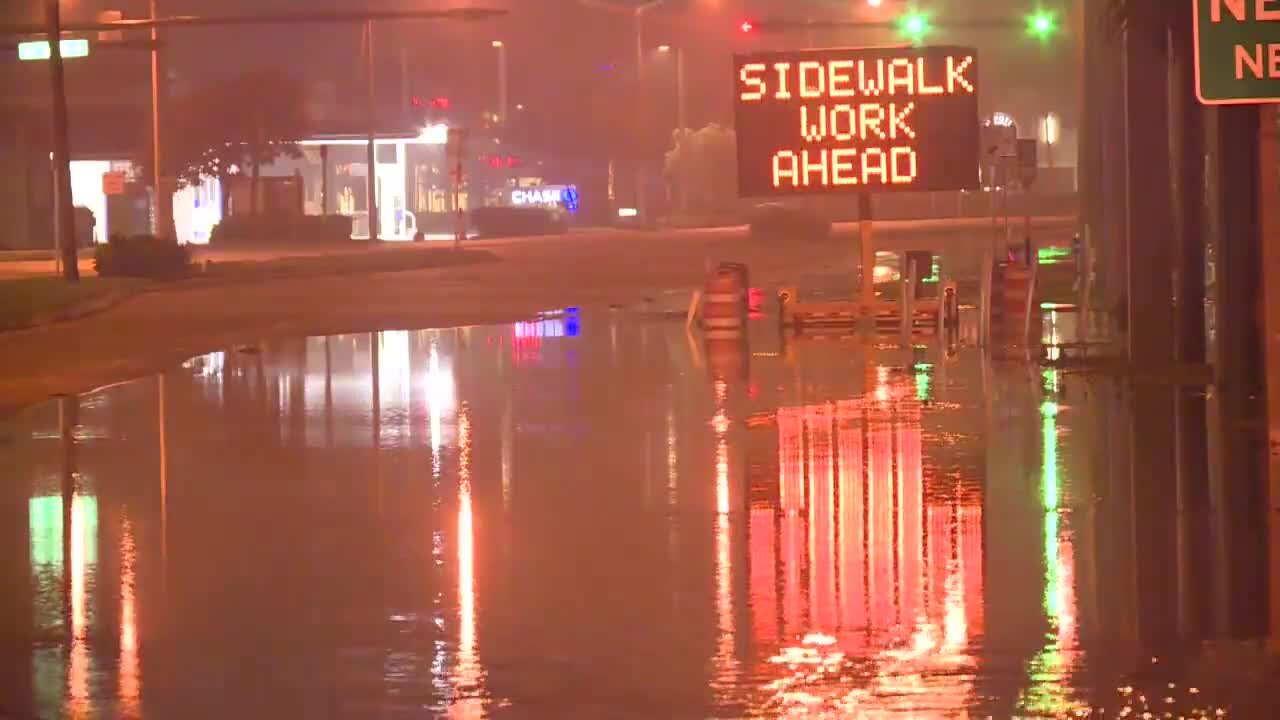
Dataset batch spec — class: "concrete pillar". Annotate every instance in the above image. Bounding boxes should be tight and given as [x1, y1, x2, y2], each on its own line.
[1123, 11, 1175, 365]
[1256, 106, 1280, 650]
[1168, 18, 1212, 637]
[1205, 104, 1268, 636]
[1080, 1, 1129, 331]
[1122, 5, 1180, 651]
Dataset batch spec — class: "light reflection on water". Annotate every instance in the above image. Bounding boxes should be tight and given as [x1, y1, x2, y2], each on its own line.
[0, 308, 1273, 718]
[755, 384, 984, 717]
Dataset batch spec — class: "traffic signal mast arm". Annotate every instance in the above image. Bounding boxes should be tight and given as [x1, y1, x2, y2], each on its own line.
[742, 15, 1058, 36]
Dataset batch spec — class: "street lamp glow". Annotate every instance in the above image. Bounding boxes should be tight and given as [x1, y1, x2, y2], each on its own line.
[868, 0, 884, 7]
[1043, 113, 1060, 145]
[491, 39, 504, 48]
[418, 123, 450, 145]
[657, 44, 671, 52]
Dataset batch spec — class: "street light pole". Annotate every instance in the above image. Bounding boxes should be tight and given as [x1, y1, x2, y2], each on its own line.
[45, 0, 78, 281]
[365, 20, 379, 243]
[492, 40, 508, 126]
[634, 9, 646, 222]
[659, 43, 688, 212]
[150, 0, 171, 239]
[675, 46, 686, 133]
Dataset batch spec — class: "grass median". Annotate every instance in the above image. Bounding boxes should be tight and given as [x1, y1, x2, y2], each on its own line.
[1, 246, 498, 333]
[0, 276, 142, 332]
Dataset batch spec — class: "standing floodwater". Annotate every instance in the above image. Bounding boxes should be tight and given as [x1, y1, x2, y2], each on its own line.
[0, 307, 1273, 719]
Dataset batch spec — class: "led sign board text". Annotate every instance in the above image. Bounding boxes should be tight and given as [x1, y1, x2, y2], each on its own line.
[734, 46, 980, 196]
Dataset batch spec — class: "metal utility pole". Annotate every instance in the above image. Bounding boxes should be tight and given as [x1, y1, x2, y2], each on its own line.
[320, 145, 329, 214]
[674, 46, 686, 133]
[399, 46, 410, 122]
[634, 10, 646, 222]
[365, 20, 379, 243]
[673, 46, 687, 212]
[150, 0, 171, 238]
[493, 40, 508, 126]
[45, 0, 78, 281]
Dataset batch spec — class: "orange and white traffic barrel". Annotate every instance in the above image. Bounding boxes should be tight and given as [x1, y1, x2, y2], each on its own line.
[702, 263, 748, 339]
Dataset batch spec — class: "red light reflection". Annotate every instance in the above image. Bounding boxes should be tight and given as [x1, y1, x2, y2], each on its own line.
[757, 382, 982, 714]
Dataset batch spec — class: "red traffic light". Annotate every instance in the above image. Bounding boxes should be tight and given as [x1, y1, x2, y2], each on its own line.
[413, 96, 451, 111]
[485, 154, 524, 169]
[739, 20, 754, 33]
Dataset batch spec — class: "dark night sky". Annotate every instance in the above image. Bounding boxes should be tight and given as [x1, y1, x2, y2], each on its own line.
[5, 0, 1081, 155]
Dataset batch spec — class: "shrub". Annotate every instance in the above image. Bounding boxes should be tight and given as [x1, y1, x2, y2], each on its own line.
[415, 211, 467, 235]
[470, 206, 568, 238]
[309, 214, 353, 242]
[94, 234, 191, 279]
[210, 213, 353, 244]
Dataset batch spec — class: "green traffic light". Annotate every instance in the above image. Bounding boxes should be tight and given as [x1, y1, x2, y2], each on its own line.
[898, 12, 930, 43]
[1027, 11, 1057, 39]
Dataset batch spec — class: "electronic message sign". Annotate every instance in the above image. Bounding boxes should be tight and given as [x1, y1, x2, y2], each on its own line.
[734, 45, 981, 197]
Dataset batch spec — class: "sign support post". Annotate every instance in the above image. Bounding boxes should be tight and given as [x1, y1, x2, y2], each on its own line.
[1195, 3, 1279, 592]
[859, 192, 874, 310]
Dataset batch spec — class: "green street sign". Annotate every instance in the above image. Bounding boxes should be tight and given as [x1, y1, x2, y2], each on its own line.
[1193, 0, 1280, 104]
[17, 39, 90, 61]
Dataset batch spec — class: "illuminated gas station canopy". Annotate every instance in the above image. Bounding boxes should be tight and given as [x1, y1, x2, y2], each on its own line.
[17, 38, 90, 61]
[734, 45, 981, 196]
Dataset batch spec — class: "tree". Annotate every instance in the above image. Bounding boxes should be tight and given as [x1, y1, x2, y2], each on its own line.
[663, 123, 737, 214]
[166, 68, 310, 216]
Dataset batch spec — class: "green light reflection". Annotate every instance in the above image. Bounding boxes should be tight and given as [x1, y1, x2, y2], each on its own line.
[914, 364, 933, 401]
[1041, 401, 1058, 510]
[1018, 384, 1080, 716]
[29, 496, 63, 568]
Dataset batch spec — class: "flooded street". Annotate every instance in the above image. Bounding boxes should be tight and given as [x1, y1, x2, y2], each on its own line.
[2, 306, 1276, 719]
